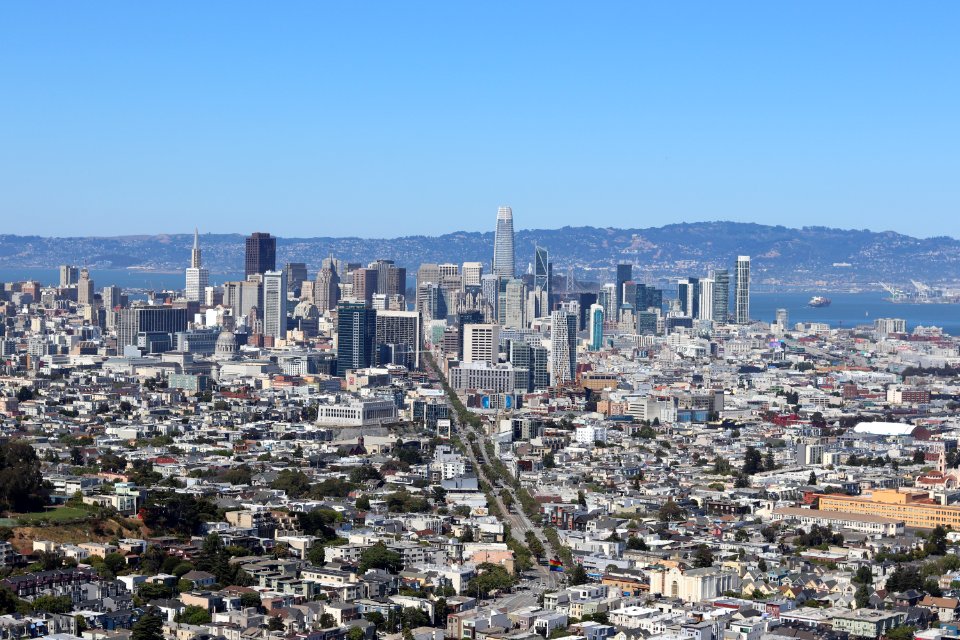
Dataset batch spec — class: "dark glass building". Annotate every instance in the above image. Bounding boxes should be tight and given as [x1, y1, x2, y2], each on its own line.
[245, 232, 277, 277]
[336, 301, 376, 373]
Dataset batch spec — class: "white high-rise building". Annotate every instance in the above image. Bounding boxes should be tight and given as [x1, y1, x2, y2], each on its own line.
[262, 270, 287, 339]
[550, 310, 577, 386]
[463, 323, 499, 366]
[185, 228, 210, 303]
[698, 278, 715, 322]
[504, 279, 526, 329]
[734, 256, 751, 324]
[776, 308, 789, 329]
[493, 206, 515, 278]
[462, 262, 483, 287]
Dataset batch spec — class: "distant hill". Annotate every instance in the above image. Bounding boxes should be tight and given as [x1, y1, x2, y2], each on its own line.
[1, 222, 958, 290]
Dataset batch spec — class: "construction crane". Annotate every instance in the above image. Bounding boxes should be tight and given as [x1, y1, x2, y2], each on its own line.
[877, 282, 906, 302]
[911, 280, 932, 302]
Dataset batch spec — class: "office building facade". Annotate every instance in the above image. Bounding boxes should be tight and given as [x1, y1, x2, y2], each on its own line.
[336, 301, 376, 373]
[375, 310, 422, 369]
[245, 232, 277, 277]
[734, 256, 750, 324]
[185, 229, 209, 303]
[493, 206, 515, 278]
[589, 303, 604, 351]
[550, 310, 577, 386]
[262, 270, 287, 339]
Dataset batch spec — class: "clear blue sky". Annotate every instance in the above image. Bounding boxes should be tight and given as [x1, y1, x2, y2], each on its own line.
[1, 2, 957, 238]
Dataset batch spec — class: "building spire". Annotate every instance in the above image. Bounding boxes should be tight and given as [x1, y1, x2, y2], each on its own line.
[190, 228, 202, 269]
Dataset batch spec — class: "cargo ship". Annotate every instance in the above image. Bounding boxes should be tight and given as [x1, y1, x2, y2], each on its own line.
[808, 296, 831, 308]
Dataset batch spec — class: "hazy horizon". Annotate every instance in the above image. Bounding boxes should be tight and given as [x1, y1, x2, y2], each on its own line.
[1, 219, 956, 242]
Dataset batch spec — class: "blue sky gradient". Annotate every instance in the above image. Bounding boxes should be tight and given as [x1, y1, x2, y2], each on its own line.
[1, 2, 957, 237]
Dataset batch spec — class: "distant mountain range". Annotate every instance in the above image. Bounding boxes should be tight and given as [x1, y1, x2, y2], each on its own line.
[1, 222, 958, 290]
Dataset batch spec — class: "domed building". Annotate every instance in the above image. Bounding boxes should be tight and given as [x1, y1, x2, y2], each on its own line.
[214, 329, 238, 361]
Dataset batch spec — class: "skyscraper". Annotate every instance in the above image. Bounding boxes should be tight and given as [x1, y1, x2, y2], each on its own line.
[77, 268, 95, 306]
[368, 259, 405, 297]
[598, 284, 616, 322]
[735, 256, 751, 324]
[493, 206, 515, 278]
[698, 278, 715, 322]
[550, 310, 577, 386]
[463, 323, 499, 365]
[504, 279, 527, 329]
[462, 262, 483, 287]
[588, 303, 604, 351]
[712, 269, 730, 324]
[534, 246, 551, 311]
[314, 263, 341, 312]
[118, 305, 188, 348]
[245, 232, 276, 277]
[336, 301, 376, 373]
[456, 310, 485, 359]
[262, 270, 287, 339]
[185, 229, 209, 303]
[58, 265, 78, 287]
[615, 263, 632, 318]
[102, 285, 123, 311]
[375, 310, 421, 369]
[776, 308, 789, 329]
[352, 268, 378, 305]
[285, 262, 308, 295]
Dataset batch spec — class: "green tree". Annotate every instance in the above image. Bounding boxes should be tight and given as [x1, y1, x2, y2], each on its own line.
[808, 471, 817, 486]
[434, 597, 449, 626]
[466, 563, 516, 597]
[764, 451, 776, 471]
[627, 536, 648, 551]
[307, 544, 325, 566]
[525, 532, 545, 558]
[270, 469, 312, 498]
[692, 545, 714, 568]
[924, 579, 943, 597]
[888, 627, 916, 640]
[267, 616, 285, 631]
[177, 606, 212, 625]
[924, 525, 948, 556]
[0, 441, 51, 513]
[742, 446, 763, 475]
[658, 499, 687, 522]
[0, 586, 24, 615]
[567, 564, 590, 586]
[31, 595, 74, 613]
[131, 610, 165, 640]
[401, 607, 430, 629]
[358, 542, 403, 573]
[239, 592, 262, 610]
[853, 565, 873, 585]
[347, 627, 365, 640]
[140, 545, 168, 576]
[102, 552, 127, 577]
[364, 611, 386, 630]
[137, 583, 173, 602]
